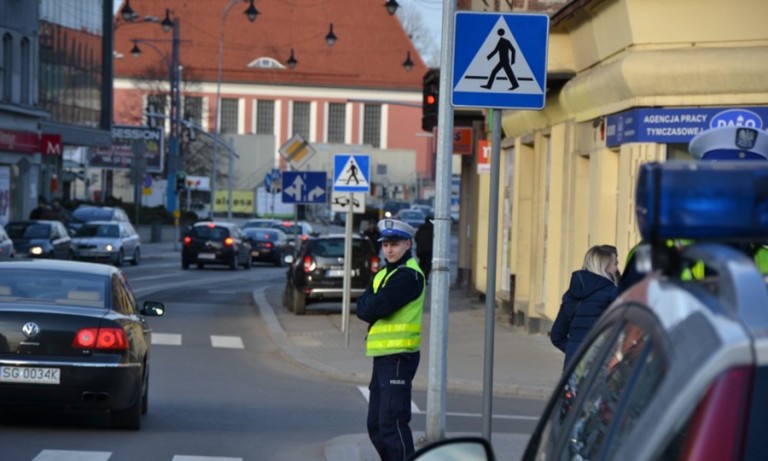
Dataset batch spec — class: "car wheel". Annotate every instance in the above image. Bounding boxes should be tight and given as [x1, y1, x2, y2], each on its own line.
[282, 281, 291, 309]
[114, 249, 124, 267]
[274, 251, 283, 267]
[197, 263, 204, 269]
[131, 248, 140, 266]
[181, 259, 189, 270]
[292, 287, 306, 315]
[229, 254, 237, 270]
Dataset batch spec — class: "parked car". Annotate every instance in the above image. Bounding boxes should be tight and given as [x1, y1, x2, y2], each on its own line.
[282, 234, 379, 315]
[67, 205, 130, 235]
[0, 223, 14, 260]
[410, 204, 434, 218]
[243, 227, 289, 266]
[519, 162, 768, 461]
[181, 221, 252, 270]
[71, 221, 141, 267]
[270, 220, 317, 245]
[396, 208, 426, 229]
[0, 259, 165, 429]
[242, 218, 281, 229]
[5, 220, 72, 260]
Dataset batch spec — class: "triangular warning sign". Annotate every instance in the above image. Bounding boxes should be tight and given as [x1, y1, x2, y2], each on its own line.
[334, 156, 369, 188]
[455, 17, 543, 95]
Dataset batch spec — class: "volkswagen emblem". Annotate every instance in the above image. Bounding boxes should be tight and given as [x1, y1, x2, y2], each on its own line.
[22, 322, 40, 339]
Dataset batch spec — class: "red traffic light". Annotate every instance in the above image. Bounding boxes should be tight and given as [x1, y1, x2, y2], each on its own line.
[426, 94, 436, 105]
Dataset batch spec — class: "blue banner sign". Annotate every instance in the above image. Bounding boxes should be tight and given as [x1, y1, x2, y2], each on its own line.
[606, 107, 768, 147]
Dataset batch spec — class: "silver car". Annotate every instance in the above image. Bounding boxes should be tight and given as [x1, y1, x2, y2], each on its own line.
[0, 224, 14, 260]
[71, 221, 141, 266]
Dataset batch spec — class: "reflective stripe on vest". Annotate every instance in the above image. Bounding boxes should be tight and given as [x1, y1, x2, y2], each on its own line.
[366, 258, 425, 357]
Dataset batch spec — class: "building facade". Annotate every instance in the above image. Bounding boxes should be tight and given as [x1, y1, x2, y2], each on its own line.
[0, 0, 113, 224]
[111, 0, 429, 210]
[467, 0, 768, 333]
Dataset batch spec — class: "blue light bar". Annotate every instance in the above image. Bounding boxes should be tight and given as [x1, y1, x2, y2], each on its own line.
[636, 161, 768, 242]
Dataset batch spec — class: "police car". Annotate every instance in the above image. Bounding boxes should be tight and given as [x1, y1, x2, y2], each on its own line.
[411, 127, 768, 461]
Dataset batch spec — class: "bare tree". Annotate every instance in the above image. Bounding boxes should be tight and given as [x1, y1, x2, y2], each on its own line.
[397, 3, 440, 67]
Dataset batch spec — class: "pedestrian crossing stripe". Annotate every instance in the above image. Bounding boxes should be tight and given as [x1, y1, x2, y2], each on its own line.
[454, 16, 543, 96]
[333, 154, 370, 193]
[451, 12, 549, 110]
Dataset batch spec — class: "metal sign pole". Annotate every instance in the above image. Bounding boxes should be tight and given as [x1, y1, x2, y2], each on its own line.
[342, 193, 354, 346]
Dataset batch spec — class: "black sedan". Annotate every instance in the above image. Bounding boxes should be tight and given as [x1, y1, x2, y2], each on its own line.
[181, 221, 252, 270]
[0, 259, 164, 430]
[243, 227, 290, 266]
[5, 220, 72, 259]
[282, 234, 379, 315]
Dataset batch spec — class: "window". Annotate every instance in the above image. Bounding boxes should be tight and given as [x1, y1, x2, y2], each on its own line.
[146, 94, 166, 128]
[2, 33, 12, 102]
[363, 104, 381, 147]
[256, 99, 275, 135]
[292, 101, 310, 139]
[20, 38, 30, 104]
[220, 98, 239, 134]
[327, 103, 346, 143]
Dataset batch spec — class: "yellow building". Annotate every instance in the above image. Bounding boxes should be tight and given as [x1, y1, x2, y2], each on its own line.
[469, 0, 768, 333]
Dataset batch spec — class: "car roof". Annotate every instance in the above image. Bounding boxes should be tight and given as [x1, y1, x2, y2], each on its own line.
[193, 221, 236, 228]
[0, 259, 118, 276]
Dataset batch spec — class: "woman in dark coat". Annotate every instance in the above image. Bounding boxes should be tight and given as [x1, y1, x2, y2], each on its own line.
[551, 245, 619, 369]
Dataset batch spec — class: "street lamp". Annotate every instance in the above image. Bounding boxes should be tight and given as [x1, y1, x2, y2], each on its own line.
[325, 23, 337, 47]
[384, 0, 400, 15]
[286, 48, 298, 69]
[211, 0, 259, 220]
[402, 51, 414, 72]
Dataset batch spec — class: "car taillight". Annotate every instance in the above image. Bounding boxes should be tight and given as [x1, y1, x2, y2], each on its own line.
[183, 236, 192, 246]
[371, 255, 379, 273]
[679, 366, 753, 461]
[265, 242, 273, 248]
[72, 328, 128, 350]
[303, 255, 316, 272]
[224, 237, 234, 246]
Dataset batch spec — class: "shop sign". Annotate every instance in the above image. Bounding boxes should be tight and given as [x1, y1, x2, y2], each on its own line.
[606, 107, 768, 147]
[0, 129, 39, 154]
[89, 126, 164, 173]
[41, 134, 62, 155]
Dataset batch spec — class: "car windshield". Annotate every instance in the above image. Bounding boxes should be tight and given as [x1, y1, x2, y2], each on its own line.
[75, 224, 119, 238]
[0, 269, 108, 308]
[275, 224, 306, 235]
[72, 208, 113, 222]
[192, 225, 229, 241]
[399, 210, 424, 220]
[6, 223, 50, 239]
[310, 238, 370, 257]
[243, 220, 275, 229]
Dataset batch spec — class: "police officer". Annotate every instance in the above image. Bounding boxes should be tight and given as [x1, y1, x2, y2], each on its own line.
[355, 218, 426, 461]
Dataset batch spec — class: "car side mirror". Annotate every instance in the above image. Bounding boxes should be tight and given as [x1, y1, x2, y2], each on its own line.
[408, 437, 495, 461]
[141, 301, 165, 317]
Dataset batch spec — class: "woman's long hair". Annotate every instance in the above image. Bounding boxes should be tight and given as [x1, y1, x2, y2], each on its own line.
[582, 245, 617, 284]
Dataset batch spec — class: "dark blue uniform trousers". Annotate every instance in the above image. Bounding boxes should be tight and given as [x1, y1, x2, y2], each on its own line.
[367, 351, 420, 461]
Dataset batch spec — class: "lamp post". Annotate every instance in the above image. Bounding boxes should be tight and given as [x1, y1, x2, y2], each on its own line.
[211, 0, 259, 219]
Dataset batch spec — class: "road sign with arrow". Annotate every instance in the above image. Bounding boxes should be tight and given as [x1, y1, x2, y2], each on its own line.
[281, 171, 327, 204]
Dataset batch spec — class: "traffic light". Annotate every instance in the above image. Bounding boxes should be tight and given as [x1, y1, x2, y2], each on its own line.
[422, 68, 439, 132]
[175, 174, 186, 192]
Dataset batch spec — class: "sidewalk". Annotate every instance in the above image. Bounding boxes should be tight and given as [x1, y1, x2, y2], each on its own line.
[254, 282, 563, 461]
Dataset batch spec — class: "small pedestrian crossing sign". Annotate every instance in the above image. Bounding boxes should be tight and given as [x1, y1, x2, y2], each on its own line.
[452, 12, 549, 110]
[333, 154, 370, 193]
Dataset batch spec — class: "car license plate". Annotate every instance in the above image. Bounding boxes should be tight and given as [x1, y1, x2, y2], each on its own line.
[251, 251, 260, 257]
[327, 269, 345, 277]
[198, 253, 215, 260]
[0, 366, 60, 384]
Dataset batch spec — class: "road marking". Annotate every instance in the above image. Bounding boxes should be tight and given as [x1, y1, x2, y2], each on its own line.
[33, 451, 111, 461]
[211, 335, 244, 349]
[172, 456, 242, 461]
[129, 272, 179, 282]
[152, 333, 182, 346]
[358, 385, 421, 413]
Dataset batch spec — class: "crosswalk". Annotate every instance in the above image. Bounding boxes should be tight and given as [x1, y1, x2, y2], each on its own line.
[32, 452, 241, 461]
[151, 333, 244, 349]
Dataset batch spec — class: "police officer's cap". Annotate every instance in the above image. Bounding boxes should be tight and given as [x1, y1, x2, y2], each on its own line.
[689, 126, 768, 161]
[377, 219, 415, 242]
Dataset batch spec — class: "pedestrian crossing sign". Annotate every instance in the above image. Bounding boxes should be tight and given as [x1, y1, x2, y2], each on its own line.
[333, 154, 370, 193]
[452, 12, 549, 110]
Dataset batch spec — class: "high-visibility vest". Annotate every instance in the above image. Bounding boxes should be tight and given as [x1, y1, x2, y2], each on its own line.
[366, 258, 425, 357]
